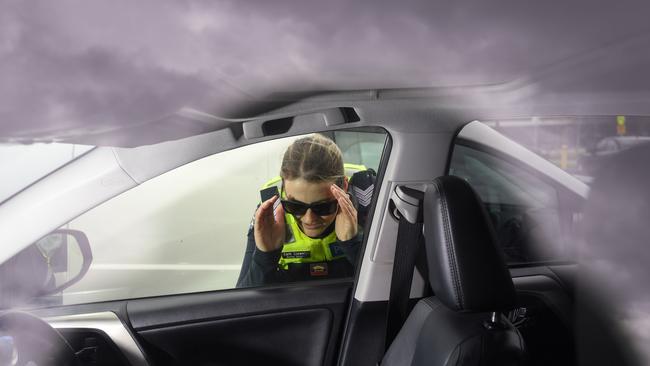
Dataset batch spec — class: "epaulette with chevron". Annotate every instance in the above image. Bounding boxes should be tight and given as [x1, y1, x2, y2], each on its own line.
[349, 169, 377, 228]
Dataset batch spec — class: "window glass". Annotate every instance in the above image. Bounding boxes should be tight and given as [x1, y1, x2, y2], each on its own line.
[0, 143, 93, 203]
[15, 129, 386, 305]
[450, 145, 568, 264]
[482, 116, 650, 181]
[334, 130, 387, 171]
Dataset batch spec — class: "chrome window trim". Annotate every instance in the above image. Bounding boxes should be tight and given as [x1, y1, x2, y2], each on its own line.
[46, 311, 148, 366]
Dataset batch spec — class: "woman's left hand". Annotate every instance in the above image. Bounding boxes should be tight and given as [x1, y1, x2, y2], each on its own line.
[331, 184, 358, 241]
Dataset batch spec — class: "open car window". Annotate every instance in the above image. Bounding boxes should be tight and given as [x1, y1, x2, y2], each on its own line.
[3, 128, 388, 307]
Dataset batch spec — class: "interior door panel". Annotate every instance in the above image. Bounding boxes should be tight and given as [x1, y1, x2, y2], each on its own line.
[34, 281, 353, 366]
[511, 264, 576, 366]
[128, 282, 352, 366]
[137, 308, 332, 366]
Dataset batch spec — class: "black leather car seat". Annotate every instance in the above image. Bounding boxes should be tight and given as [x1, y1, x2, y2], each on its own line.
[382, 176, 526, 366]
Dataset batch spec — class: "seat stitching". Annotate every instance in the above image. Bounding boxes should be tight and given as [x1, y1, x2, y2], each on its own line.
[423, 297, 444, 311]
[437, 180, 464, 309]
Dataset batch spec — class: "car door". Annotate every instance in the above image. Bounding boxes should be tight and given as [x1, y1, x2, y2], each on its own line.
[4, 120, 390, 366]
[3, 112, 586, 366]
[336, 119, 587, 366]
[3, 100, 474, 366]
[449, 121, 587, 366]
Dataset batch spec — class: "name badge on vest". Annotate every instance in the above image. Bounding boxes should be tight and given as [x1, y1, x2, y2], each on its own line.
[282, 251, 311, 259]
[310, 263, 329, 276]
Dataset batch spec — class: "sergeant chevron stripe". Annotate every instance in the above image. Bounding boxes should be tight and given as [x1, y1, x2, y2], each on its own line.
[352, 185, 374, 207]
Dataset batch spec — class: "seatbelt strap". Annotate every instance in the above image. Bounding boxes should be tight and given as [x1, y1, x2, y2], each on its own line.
[384, 186, 424, 351]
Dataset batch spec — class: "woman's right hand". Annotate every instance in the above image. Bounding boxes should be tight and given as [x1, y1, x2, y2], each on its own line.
[254, 196, 286, 252]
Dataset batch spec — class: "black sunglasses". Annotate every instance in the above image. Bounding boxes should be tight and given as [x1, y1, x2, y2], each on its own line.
[280, 199, 338, 217]
[279, 178, 343, 217]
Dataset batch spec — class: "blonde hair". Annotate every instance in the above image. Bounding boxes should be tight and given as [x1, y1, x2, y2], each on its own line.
[280, 134, 344, 184]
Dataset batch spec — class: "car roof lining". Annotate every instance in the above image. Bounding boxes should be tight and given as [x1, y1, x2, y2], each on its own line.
[109, 103, 466, 184]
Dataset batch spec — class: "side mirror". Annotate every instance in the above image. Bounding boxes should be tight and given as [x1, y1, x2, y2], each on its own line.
[33, 229, 93, 294]
[0, 229, 92, 308]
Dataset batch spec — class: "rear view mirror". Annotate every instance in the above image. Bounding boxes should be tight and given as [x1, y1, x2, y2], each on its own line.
[0, 229, 92, 308]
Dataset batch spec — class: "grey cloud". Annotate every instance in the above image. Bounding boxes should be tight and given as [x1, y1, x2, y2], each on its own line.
[0, 1, 243, 139]
[2, 0, 650, 140]
[580, 142, 650, 362]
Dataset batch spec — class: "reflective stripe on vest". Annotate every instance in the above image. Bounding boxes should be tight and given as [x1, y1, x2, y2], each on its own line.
[279, 214, 340, 269]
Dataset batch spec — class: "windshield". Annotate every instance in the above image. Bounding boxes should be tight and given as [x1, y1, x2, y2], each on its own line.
[0, 143, 93, 204]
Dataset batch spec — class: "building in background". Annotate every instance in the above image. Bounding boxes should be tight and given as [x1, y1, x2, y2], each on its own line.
[485, 116, 650, 178]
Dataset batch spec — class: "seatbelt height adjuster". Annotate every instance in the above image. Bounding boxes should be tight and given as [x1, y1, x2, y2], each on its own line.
[389, 185, 424, 224]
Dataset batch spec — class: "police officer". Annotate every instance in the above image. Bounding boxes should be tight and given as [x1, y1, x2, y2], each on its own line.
[237, 134, 363, 287]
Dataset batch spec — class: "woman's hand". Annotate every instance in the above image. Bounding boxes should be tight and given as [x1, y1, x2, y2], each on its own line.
[254, 196, 286, 252]
[331, 184, 358, 241]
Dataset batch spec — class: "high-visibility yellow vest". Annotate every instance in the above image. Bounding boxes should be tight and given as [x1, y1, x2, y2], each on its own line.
[260, 163, 367, 270]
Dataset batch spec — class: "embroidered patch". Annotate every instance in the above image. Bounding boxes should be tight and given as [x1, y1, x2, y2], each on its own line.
[281, 251, 311, 259]
[260, 186, 279, 202]
[352, 184, 374, 207]
[310, 263, 329, 276]
[329, 243, 345, 257]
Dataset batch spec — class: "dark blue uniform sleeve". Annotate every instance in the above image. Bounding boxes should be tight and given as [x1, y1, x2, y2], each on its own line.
[337, 231, 362, 265]
[236, 224, 296, 287]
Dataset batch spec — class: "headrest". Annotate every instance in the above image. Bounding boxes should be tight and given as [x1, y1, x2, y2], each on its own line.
[424, 175, 516, 313]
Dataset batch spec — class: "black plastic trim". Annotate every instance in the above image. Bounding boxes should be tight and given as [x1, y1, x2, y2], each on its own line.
[262, 117, 293, 136]
[340, 107, 361, 123]
[138, 308, 334, 366]
[127, 282, 351, 331]
[508, 260, 576, 268]
[324, 126, 393, 366]
[444, 121, 472, 174]
[338, 299, 389, 366]
[351, 129, 392, 275]
[510, 264, 576, 297]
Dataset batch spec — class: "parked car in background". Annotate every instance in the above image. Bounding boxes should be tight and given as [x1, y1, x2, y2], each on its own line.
[580, 136, 650, 175]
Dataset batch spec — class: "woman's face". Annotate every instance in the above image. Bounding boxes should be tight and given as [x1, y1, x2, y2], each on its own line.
[283, 178, 339, 238]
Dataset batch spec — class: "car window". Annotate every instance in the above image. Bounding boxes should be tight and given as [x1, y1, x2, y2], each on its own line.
[482, 115, 650, 178]
[449, 144, 570, 264]
[334, 129, 387, 171]
[22, 129, 387, 305]
[0, 143, 93, 204]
